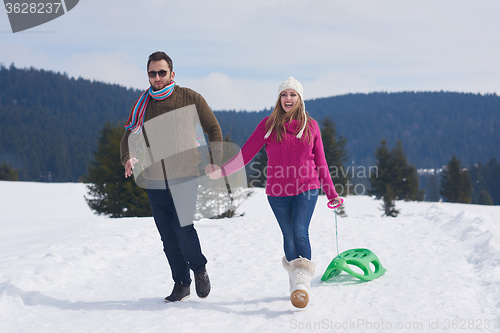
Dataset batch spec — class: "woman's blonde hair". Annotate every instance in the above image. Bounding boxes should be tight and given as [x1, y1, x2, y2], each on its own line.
[265, 94, 313, 143]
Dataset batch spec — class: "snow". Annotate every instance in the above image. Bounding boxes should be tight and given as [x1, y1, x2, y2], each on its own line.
[1, 180, 499, 333]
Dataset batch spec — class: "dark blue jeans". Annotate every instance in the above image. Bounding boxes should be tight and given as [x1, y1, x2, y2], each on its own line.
[146, 177, 207, 285]
[267, 189, 319, 261]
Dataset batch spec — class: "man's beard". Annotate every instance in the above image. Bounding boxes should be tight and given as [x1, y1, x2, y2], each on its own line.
[151, 78, 172, 91]
[151, 84, 165, 91]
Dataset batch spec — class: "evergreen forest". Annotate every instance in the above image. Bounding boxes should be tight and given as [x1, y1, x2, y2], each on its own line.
[1, 65, 499, 206]
[0, 64, 141, 181]
[217, 92, 500, 168]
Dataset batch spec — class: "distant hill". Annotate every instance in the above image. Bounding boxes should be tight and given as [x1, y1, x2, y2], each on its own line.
[216, 92, 500, 168]
[1, 64, 499, 182]
[0, 64, 141, 181]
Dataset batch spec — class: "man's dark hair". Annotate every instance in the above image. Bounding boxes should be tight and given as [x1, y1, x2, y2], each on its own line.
[147, 51, 173, 71]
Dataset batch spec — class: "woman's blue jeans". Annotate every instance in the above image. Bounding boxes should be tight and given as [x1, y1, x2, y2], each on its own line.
[267, 189, 319, 261]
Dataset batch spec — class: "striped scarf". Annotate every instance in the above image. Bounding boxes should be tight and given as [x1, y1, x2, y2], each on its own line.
[125, 81, 176, 134]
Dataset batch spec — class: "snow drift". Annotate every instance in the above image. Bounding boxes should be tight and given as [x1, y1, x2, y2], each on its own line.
[0, 181, 499, 332]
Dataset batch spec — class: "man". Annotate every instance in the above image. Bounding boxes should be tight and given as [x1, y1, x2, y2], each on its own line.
[120, 51, 223, 302]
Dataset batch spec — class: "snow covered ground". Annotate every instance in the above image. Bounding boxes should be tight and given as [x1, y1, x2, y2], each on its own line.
[0, 181, 499, 333]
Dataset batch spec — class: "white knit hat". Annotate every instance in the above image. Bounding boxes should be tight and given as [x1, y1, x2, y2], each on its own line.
[265, 77, 307, 139]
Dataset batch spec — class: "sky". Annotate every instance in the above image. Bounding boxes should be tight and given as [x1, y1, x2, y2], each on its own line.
[1, 0, 499, 111]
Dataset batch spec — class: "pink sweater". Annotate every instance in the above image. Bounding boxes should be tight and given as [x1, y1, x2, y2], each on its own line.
[221, 117, 339, 200]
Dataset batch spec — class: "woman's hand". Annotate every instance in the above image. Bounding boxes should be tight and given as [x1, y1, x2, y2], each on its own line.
[327, 197, 344, 209]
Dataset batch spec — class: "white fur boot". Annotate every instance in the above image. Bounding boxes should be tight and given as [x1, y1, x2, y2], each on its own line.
[282, 256, 291, 285]
[282, 256, 291, 271]
[289, 257, 315, 308]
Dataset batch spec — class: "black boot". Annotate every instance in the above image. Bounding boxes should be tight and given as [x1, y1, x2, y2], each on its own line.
[194, 268, 211, 298]
[164, 281, 190, 303]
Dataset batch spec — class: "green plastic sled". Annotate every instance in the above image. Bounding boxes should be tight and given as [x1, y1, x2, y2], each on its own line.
[321, 248, 386, 282]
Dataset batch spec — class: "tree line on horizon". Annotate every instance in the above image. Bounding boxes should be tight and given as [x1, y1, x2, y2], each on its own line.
[3, 118, 496, 217]
[74, 117, 498, 218]
[0, 64, 141, 182]
[216, 90, 500, 169]
[1, 64, 499, 212]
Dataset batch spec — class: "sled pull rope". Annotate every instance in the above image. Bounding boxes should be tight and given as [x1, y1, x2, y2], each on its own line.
[328, 198, 346, 261]
[334, 211, 347, 262]
[334, 211, 341, 259]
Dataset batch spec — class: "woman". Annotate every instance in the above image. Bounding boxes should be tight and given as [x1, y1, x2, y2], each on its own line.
[206, 77, 342, 308]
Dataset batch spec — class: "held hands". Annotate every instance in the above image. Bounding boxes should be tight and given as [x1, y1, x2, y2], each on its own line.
[205, 164, 222, 179]
[126, 159, 222, 179]
[124, 158, 139, 178]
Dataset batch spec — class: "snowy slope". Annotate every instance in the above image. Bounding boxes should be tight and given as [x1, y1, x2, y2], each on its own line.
[0, 181, 499, 333]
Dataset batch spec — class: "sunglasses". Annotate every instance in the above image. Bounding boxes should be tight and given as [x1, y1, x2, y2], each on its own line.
[148, 70, 169, 78]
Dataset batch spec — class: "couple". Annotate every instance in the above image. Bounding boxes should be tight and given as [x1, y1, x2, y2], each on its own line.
[120, 51, 343, 308]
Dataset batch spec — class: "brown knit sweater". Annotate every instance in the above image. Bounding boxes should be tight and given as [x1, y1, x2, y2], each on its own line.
[120, 85, 223, 180]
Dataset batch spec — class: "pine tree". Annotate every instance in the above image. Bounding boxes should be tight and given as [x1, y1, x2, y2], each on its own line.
[0, 163, 19, 181]
[370, 140, 423, 201]
[321, 117, 349, 216]
[321, 117, 350, 195]
[216, 133, 241, 218]
[370, 139, 423, 217]
[426, 174, 440, 202]
[197, 133, 249, 219]
[381, 185, 400, 217]
[370, 140, 398, 216]
[484, 158, 500, 204]
[469, 158, 500, 205]
[370, 140, 392, 200]
[248, 147, 267, 188]
[390, 140, 424, 201]
[440, 154, 473, 203]
[477, 190, 493, 205]
[83, 123, 152, 217]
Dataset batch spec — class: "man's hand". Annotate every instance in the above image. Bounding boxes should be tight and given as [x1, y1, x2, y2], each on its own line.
[205, 164, 222, 180]
[125, 158, 139, 178]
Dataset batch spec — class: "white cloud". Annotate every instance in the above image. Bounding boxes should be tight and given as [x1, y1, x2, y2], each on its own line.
[0, 42, 54, 70]
[59, 51, 145, 90]
[1, 0, 499, 111]
[181, 72, 278, 111]
[304, 73, 377, 100]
